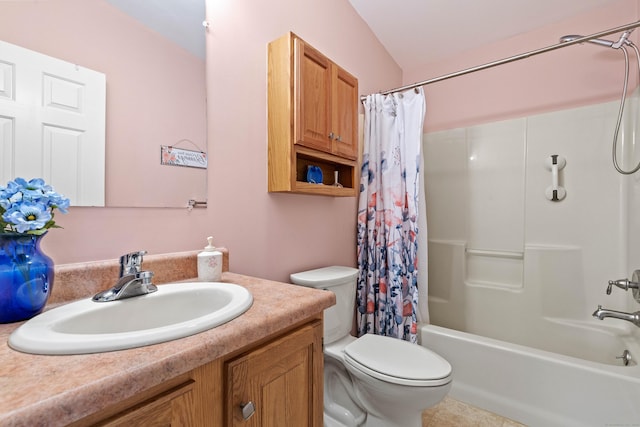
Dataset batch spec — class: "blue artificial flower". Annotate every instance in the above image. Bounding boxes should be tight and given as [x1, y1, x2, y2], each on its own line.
[3, 202, 52, 233]
[45, 191, 70, 213]
[15, 177, 45, 191]
[0, 177, 69, 234]
[0, 181, 21, 210]
[16, 178, 49, 204]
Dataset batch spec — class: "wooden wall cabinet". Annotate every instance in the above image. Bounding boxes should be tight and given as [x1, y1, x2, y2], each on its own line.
[268, 32, 359, 196]
[73, 319, 323, 427]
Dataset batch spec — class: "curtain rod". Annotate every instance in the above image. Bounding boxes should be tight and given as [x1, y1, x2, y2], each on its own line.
[360, 20, 640, 102]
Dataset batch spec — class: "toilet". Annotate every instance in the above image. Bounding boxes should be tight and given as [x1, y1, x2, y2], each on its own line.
[290, 266, 452, 427]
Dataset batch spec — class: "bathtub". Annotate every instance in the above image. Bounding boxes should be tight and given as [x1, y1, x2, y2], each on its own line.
[420, 323, 640, 427]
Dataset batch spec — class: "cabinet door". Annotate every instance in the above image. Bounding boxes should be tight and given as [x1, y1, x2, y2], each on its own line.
[295, 39, 333, 154]
[332, 66, 359, 160]
[226, 322, 323, 427]
[96, 381, 195, 427]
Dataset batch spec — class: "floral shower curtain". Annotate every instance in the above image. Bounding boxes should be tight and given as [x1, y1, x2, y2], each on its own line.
[357, 88, 426, 343]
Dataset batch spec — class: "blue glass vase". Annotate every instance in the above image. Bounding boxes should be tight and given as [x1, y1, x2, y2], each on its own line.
[0, 233, 54, 323]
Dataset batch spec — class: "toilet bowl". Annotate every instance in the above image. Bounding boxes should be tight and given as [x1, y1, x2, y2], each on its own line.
[290, 266, 452, 427]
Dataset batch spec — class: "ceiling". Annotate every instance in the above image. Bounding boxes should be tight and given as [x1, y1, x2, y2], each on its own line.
[106, 0, 205, 59]
[106, 0, 625, 68]
[348, 0, 623, 70]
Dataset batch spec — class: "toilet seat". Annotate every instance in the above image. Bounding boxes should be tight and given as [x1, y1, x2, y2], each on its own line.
[343, 334, 451, 387]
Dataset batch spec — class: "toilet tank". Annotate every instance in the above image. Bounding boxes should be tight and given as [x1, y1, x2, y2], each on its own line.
[290, 266, 358, 344]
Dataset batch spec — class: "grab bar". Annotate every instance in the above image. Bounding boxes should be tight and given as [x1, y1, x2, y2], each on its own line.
[465, 248, 524, 260]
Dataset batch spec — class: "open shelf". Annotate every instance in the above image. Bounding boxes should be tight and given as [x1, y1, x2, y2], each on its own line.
[291, 147, 357, 196]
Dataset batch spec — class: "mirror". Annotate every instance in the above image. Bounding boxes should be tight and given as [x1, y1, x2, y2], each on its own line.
[0, 0, 207, 208]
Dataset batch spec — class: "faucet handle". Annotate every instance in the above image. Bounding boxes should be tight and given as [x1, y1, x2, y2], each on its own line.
[119, 250, 147, 276]
[607, 278, 640, 294]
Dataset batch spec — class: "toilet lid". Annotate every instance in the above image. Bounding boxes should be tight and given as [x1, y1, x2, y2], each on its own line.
[344, 334, 451, 386]
[290, 266, 358, 288]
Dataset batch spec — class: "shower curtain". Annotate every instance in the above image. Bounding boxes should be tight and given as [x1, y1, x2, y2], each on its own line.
[357, 88, 426, 343]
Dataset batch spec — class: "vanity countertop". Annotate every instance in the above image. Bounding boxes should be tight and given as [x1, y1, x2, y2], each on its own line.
[0, 272, 335, 426]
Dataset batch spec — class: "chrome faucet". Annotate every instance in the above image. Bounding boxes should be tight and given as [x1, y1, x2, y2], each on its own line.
[592, 305, 640, 327]
[92, 250, 157, 302]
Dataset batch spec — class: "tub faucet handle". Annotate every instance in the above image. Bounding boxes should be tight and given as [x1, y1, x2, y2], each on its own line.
[607, 278, 640, 294]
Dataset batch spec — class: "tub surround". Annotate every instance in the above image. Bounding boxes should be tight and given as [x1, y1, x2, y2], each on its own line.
[0, 251, 335, 426]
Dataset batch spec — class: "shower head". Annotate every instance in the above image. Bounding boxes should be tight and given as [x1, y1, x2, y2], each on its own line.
[561, 28, 640, 175]
[559, 30, 635, 49]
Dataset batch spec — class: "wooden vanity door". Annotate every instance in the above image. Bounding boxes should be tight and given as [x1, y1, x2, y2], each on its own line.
[226, 321, 323, 427]
[94, 381, 196, 426]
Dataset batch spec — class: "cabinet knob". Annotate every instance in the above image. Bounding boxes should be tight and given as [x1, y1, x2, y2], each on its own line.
[240, 401, 256, 420]
[328, 132, 335, 140]
[336, 135, 342, 142]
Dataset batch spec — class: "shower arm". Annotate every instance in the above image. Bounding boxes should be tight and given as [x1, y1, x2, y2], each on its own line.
[612, 30, 634, 49]
[560, 30, 634, 48]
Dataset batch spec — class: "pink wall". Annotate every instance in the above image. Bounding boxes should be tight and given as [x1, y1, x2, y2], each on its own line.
[401, 0, 640, 132]
[204, 0, 401, 282]
[4, 0, 638, 284]
[1, 0, 401, 283]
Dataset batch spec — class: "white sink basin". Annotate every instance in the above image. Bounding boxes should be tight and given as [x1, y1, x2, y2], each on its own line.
[8, 282, 253, 355]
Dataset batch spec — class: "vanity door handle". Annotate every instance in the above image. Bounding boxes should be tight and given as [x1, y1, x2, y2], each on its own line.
[240, 401, 256, 420]
[328, 132, 335, 140]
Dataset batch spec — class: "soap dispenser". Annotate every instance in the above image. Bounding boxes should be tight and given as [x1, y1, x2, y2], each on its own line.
[197, 236, 222, 282]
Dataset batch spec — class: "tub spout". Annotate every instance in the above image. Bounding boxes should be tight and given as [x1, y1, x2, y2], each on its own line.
[593, 305, 640, 327]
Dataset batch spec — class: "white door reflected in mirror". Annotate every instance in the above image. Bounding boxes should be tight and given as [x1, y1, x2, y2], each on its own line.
[0, 40, 106, 206]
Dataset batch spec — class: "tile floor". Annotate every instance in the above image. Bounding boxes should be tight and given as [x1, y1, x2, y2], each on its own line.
[422, 397, 526, 427]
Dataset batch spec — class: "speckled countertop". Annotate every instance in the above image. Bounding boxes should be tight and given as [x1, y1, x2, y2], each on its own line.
[0, 251, 335, 426]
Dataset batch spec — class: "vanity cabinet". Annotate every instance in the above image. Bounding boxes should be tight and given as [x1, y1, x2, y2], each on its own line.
[91, 380, 196, 426]
[71, 319, 323, 427]
[226, 320, 323, 426]
[268, 32, 359, 196]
